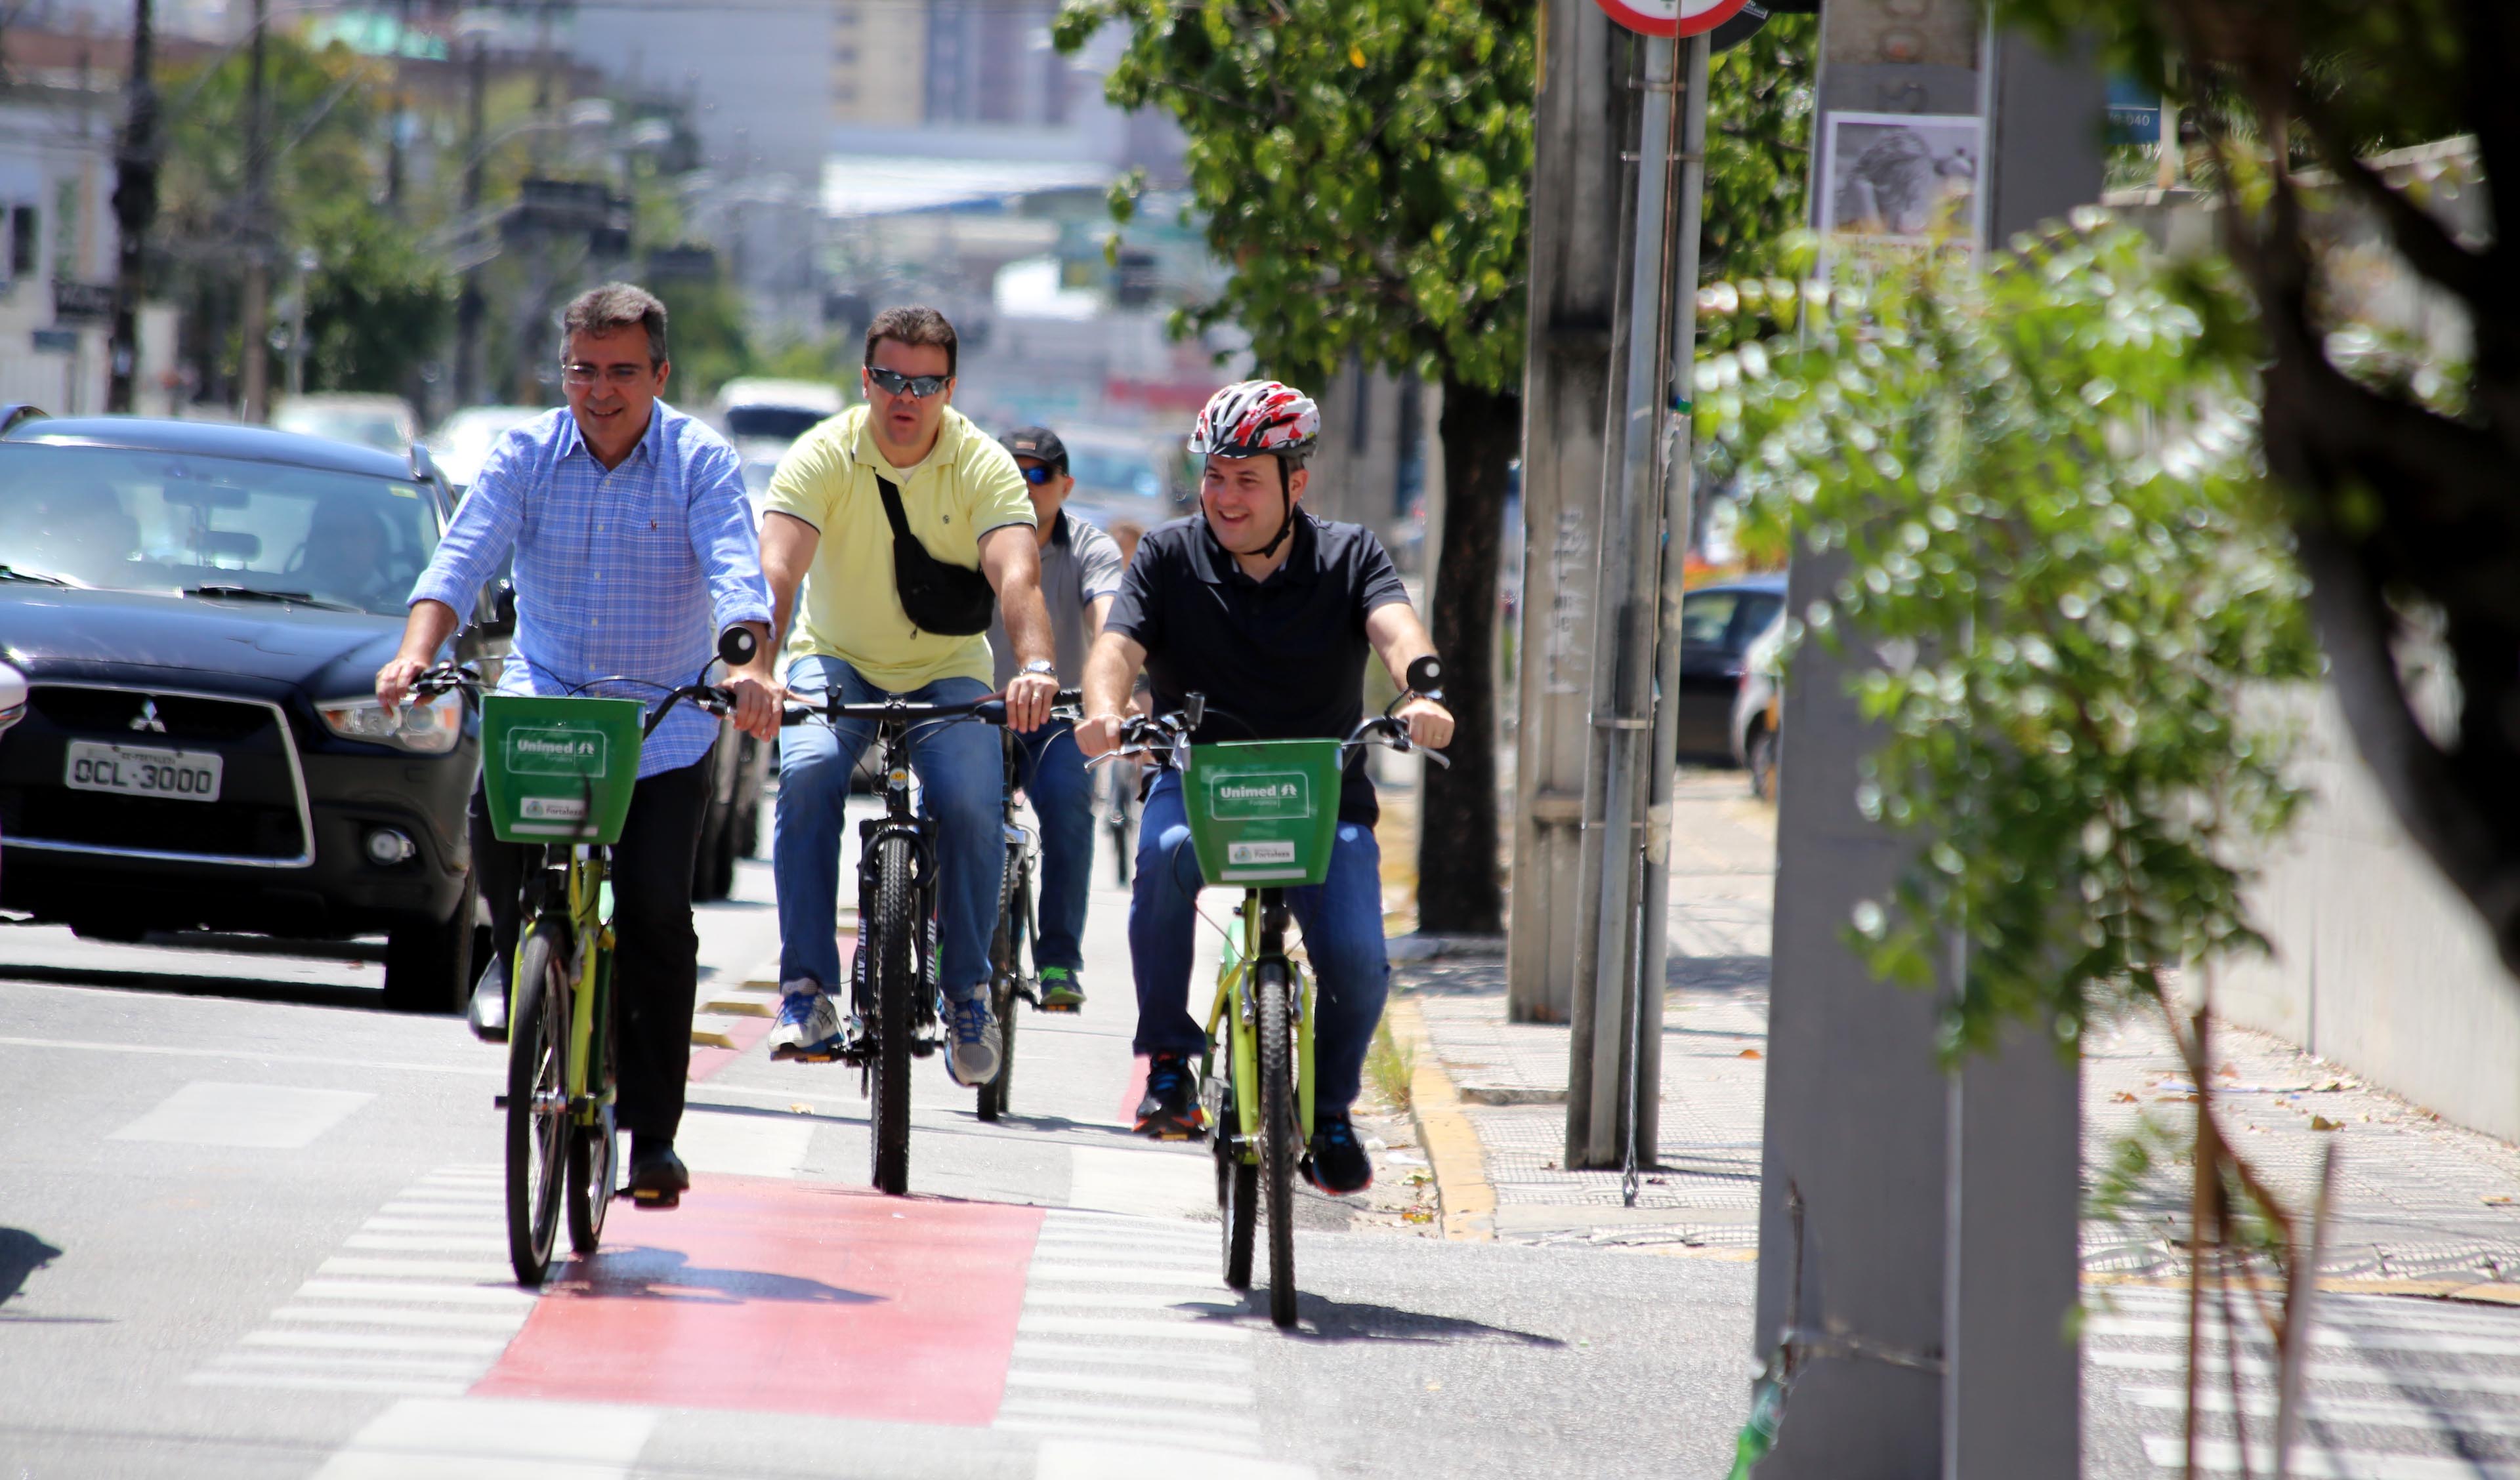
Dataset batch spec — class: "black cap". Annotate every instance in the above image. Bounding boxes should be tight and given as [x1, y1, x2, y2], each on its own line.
[1000, 426, 1068, 475]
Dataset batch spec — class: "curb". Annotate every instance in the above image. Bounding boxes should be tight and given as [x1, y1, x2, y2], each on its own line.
[2086, 1271, 2520, 1306]
[1385, 995, 1495, 1243]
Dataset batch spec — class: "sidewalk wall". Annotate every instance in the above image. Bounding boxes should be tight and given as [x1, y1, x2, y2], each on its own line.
[2218, 686, 2520, 1143]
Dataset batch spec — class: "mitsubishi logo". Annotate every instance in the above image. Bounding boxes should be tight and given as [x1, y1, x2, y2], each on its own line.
[130, 699, 167, 734]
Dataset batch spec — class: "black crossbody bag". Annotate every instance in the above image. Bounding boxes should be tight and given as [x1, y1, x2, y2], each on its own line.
[873, 474, 996, 636]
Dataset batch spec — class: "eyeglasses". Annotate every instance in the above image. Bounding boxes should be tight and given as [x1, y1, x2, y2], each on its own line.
[560, 361, 656, 387]
[1020, 464, 1061, 485]
[866, 366, 950, 399]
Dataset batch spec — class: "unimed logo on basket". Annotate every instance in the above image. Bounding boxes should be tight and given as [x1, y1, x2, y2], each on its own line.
[1207, 771, 1310, 821]
[506, 726, 608, 776]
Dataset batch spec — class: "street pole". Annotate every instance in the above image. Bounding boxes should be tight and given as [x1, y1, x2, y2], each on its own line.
[1567, 28, 1705, 1170]
[455, 35, 486, 407]
[106, 0, 156, 413]
[238, 0, 270, 421]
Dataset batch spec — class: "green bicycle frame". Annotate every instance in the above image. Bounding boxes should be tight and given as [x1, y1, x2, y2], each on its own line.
[507, 844, 618, 1127]
[1201, 892, 1318, 1159]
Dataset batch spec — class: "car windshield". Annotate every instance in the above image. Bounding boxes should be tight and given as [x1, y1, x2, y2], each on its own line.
[0, 443, 440, 615]
[725, 405, 830, 442]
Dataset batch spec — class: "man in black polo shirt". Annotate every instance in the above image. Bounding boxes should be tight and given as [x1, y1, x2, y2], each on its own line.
[1076, 379, 1451, 1195]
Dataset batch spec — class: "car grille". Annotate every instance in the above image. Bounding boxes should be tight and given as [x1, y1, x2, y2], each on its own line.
[0, 684, 313, 865]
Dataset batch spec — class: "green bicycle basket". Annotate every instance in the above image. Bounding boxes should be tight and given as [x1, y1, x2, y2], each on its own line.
[478, 695, 646, 845]
[1181, 738, 1345, 887]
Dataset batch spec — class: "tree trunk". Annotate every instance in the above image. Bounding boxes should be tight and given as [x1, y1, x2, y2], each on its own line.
[1416, 377, 1518, 935]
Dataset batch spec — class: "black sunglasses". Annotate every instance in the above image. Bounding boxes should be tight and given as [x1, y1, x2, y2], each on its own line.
[866, 366, 950, 398]
[1020, 464, 1063, 485]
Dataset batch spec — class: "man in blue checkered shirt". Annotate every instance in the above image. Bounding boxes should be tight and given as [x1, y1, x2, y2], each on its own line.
[377, 283, 782, 1209]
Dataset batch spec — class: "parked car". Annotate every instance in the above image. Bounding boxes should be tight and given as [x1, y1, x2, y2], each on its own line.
[1731, 603, 1786, 800]
[1675, 575, 1787, 762]
[714, 379, 846, 512]
[1054, 425, 1192, 533]
[0, 416, 503, 1012]
[272, 394, 423, 457]
[426, 404, 546, 493]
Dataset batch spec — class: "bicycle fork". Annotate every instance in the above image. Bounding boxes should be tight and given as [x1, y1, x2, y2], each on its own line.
[1204, 891, 1318, 1159]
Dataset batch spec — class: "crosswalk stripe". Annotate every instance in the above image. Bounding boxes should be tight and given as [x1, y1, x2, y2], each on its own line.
[2095, 1347, 2520, 1399]
[1006, 1368, 1255, 1406]
[999, 1395, 1264, 1432]
[2144, 1434, 2520, 1478]
[269, 1305, 526, 1332]
[295, 1279, 536, 1307]
[1017, 1315, 1253, 1343]
[1028, 1264, 1227, 1288]
[240, 1329, 509, 1356]
[341, 1235, 512, 1254]
[207, 1351, 488, 1377]
[1004, 1417, 1263, 1456]
[184, 1372, 469, 1397]
[2090, 1314, 2520, 1357]
[2122, 1386, 2520, 1435]
[318, 1257, 515, 1281]
[1024, 1288, 1228, 1309]
[1010, 1341, 1253, 1375]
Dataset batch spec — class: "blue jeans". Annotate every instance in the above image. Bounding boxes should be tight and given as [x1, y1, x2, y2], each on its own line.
[1128, 771, 1389, 1113]
[773, 656, 1002, 1004]
[1013, 721, 1093, 974]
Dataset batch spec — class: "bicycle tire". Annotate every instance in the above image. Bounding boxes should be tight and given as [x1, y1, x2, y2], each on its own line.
[566, 974, 618, 1254]
[978, 850, 1026, 1122]
[869, 832, 915, 1195]
[506, 926, 570, 1285]
[1255, 959, 1299, 1328]
[1217, 1069, 1257, 1289]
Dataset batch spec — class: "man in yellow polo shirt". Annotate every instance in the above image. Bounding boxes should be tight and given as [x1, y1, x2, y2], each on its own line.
[758, 304, 1060, 1087]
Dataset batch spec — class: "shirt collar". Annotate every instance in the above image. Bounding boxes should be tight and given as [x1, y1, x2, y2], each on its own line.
[1193, 509, 1320, 588]
[558, 400, 669, 467]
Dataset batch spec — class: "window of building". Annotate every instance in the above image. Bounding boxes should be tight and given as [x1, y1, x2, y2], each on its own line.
[9, 205, 38, 280]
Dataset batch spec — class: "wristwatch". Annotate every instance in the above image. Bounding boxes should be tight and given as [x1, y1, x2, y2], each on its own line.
[1022, 659, 1057, 679]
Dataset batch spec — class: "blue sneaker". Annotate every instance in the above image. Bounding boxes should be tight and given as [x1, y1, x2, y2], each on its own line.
[1303, 1111, 1372, 1195]
[944, 995, 1002, 1087]
[1133, 1052, 1207, 1140]
[768, 979, 842, 1060]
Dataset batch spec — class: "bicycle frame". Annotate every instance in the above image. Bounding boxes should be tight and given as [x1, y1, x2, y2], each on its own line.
[1202, 887, 1319, 1159]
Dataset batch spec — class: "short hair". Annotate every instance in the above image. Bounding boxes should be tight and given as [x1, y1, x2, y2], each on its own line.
[562, 283, 669, 365]
[864, 304, 957, 378]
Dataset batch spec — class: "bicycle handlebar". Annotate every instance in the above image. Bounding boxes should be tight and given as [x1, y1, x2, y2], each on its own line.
[781, 687, 1085, 730]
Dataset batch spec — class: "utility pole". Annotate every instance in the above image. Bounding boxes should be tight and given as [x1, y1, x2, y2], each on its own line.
[1506, 0, 1628, 1029]
[107, 0, 156, 413]
[454, 33, 486, 407]
[1746, 7, 2105, 1473]
[238, 0, 270, 421]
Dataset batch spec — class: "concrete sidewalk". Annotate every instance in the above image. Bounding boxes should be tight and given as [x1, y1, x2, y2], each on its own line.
[1386, 766, 2520, 1474]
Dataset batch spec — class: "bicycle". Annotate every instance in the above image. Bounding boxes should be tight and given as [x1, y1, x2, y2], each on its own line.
[774, 684, 1080, 1189]
[413, 628, 754, 1286]
[1106, 655, 1445, 1328]
[1103, 751, 1139, 886]
[978, 695, 1087, 1120]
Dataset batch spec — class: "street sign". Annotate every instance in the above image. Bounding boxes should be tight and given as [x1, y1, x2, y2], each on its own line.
[1595, 0, 1748, 37]
[52, 281, 115, 322]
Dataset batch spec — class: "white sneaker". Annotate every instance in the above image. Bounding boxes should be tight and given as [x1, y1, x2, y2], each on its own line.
[768, 979, 842, 1059]
[944, 996, 1002, 1087]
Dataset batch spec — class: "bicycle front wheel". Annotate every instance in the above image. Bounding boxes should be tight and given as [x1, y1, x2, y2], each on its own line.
[978, 850, 1027, 1122]
[869, 832, 916, 1195]
[506, 926, 570, 1285]
[1255, 959, 1299, 1328]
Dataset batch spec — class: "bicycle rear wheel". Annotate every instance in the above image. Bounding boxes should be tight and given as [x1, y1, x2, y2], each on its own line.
[566, 974, 618, 1254]
[1255, 959, 1299, 1328]
[505, 926, 570, 1285]
[977, 850, 1027, 1122]
[869, 832, 915, 1195]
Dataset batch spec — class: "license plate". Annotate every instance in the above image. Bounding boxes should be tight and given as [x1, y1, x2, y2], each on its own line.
[63, 739, 224, 802]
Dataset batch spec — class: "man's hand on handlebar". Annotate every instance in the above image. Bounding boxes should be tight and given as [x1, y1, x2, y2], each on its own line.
[1394, 695, 1454, 752]
[1074, 711, 1127, 759]
[1005, 670, 1060, 734]
[374, 655, 430, 713]
[717, 622, 783, 742]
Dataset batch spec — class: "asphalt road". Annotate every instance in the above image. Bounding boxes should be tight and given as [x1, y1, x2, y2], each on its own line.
[0, 817, 1754, 1479]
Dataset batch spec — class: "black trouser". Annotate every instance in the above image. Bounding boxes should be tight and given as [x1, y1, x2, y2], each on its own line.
[471, 759, 709, 1143]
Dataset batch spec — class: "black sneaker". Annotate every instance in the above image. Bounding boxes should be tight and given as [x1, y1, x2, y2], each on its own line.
[467, 956, 509, 1044]
[1133, 1053, 1208, 1140]
[627, 1143, 689, 1209]
[1303, 1111, 1372, 1195]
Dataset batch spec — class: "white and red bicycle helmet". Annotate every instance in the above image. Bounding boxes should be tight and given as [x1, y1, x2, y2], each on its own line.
[1189, 380, 1320, 556]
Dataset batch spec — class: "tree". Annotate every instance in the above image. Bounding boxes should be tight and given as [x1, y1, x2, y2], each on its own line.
[1702, 12, 1818, 283]
[1981, 1, 2520, 983]
[1054, 0, 1534, 934]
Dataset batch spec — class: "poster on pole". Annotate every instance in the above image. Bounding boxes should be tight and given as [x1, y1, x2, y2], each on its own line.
[1816, 111, 1984, 250]
[1594, 0, 1748, 39]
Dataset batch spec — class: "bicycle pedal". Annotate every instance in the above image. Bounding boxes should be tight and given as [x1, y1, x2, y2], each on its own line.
[627, 1187, 681, 1210]
[1036, 1003, 1080, 1015]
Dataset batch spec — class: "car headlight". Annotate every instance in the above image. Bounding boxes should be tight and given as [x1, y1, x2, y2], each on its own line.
[318, 695, 462, 754]
[0, 660, 25, 734]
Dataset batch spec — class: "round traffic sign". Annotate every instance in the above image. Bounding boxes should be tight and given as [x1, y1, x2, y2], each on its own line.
[1595, 0, 1749, 37]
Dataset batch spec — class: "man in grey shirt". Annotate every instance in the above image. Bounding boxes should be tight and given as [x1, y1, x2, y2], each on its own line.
[990, 426, 1125, 1010]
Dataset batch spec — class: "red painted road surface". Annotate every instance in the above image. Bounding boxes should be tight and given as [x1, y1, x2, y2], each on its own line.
[474, 1175, 1043, 1424]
